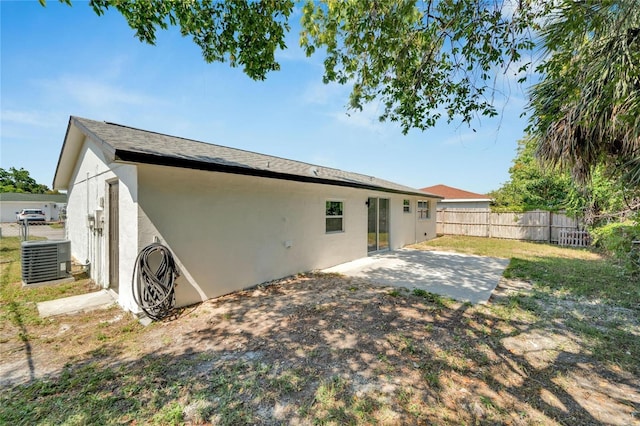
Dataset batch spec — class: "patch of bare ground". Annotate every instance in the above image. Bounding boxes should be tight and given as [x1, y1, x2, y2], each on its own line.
[1, 273, 639, 425]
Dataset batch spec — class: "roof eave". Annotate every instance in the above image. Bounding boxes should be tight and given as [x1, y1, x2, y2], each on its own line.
[53, 117, 117, 190]
[52, 117, 76, 190]
[115, 149, 432, 197]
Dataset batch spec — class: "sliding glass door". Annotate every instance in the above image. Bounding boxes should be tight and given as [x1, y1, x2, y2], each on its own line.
[367, 197, 390, 253]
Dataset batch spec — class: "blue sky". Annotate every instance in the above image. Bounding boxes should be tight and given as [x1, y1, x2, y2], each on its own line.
[1, 1, 534, 194]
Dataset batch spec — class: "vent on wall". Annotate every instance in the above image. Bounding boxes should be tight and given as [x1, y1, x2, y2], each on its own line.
[21, 240, 72, 285]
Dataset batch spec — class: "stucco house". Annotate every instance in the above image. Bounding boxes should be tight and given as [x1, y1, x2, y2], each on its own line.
[53, 116, 441, 313]
[421, 184, 492, 210]
[0, 192, 67, 222]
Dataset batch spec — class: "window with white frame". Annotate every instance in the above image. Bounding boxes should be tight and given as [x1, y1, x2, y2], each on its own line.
[325, 200, 344, 233]
[403, 199, 411, 213]
[417, 200, 430, 219]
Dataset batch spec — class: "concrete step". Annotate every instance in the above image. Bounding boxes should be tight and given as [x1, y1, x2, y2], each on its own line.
[37, 289, 116, 318]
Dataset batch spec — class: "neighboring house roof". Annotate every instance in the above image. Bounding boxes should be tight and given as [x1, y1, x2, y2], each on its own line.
[420, 184, 491, 202]
[54, 116, 442, 198]
[0, 192, 67, 203]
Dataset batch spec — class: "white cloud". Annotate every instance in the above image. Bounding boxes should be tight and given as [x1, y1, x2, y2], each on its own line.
[35, 75, 165, 110]
[0, 108, 67, 142]
[101, 55, 132, 80]
[1, 110, 59, 128]
[331, 105, 380, 129]
[439, 127, 487, 146]
[328, 98, 403, 137]
[301, 80, 347, 105]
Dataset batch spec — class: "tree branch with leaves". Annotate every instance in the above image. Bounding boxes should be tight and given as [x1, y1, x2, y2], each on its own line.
[300, 0, 543, 133]
[40, 0, 640, 192]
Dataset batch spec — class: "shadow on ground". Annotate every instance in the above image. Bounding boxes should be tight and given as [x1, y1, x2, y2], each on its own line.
[1, 271, 638, 425]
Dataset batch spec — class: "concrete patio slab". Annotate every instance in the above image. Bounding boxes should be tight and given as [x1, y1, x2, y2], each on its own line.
[323, 248, 510, 304]
[37, 289, 116, 318]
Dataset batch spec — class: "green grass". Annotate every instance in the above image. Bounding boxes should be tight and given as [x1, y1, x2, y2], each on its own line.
[414, 234, 596, 260]
[416, 235, 639, 308]
[417, 235, 640, 373]
[311, 375, 380, 424]
[0, 237, 100, 327]
[412, 288, 454, 308]
[1, 236, 33, 283]
[505, 256, 638, 307]
[0, 357, 185, 425]
[1, 235, 639, 424]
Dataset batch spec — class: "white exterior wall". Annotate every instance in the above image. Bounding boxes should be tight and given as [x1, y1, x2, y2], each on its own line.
[65, 136, 138, 311]
[137, 164, 438, 308]
[65, 150, 438, 313]
[0, 201, 66, 222]
[397, 197, 436, 244]
[114, 165, 139, 312]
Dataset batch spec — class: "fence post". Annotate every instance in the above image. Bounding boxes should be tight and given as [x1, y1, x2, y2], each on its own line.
[548, 211, 552, 243]
[20, 219, 29, 241]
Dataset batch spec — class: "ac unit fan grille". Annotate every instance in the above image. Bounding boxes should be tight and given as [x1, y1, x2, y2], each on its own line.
[22, 240, 71, 285]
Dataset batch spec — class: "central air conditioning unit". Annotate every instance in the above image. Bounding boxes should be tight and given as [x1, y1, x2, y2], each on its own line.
[21, 240, 72, 285]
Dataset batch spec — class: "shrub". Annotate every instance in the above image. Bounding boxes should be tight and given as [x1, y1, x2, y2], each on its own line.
[590, 221, 640, 271]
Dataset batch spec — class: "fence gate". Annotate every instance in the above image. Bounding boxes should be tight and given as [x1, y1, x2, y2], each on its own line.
[558, 230, 591, 247]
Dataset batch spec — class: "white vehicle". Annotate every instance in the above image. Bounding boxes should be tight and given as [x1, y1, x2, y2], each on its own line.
[16, 209, 46, 222]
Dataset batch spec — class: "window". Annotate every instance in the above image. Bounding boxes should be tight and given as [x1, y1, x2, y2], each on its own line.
[403, 199, 411, 213]
[417, 200, 430, 219]
[325, 200, 344, 233]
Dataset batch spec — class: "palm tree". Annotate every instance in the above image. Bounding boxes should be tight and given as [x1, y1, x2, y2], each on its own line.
[529, 0, 640, 186]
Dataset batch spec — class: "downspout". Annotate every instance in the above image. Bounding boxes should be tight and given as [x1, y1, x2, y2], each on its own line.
[86, 172, 90, 266]
[414, 200, 418, 243]
[79, 171, 91, 273]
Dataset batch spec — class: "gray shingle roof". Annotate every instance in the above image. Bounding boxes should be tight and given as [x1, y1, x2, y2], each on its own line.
[0, 192, 67, 203]
[70, 116, 440, 197]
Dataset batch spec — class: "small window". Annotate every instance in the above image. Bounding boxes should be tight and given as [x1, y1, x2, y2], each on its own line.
[417, 200, 430, 219]
[403, 199, 411, 213]
[325, 200, 344, 233]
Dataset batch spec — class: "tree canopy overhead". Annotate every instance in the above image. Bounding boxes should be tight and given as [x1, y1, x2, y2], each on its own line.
[46, 0, 542, 133]
[42, 0, 640, 188]
[300, 0, 540, 133]
[88, 0, 294, 80]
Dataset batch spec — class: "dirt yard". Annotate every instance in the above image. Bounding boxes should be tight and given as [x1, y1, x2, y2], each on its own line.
[1, 271, 638, 425]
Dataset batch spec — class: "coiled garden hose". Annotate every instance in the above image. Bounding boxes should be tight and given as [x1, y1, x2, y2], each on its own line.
[132, 242, 179, 321]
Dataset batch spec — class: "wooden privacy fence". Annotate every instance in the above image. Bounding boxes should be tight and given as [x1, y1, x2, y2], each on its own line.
[436, 209, 589, 246]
